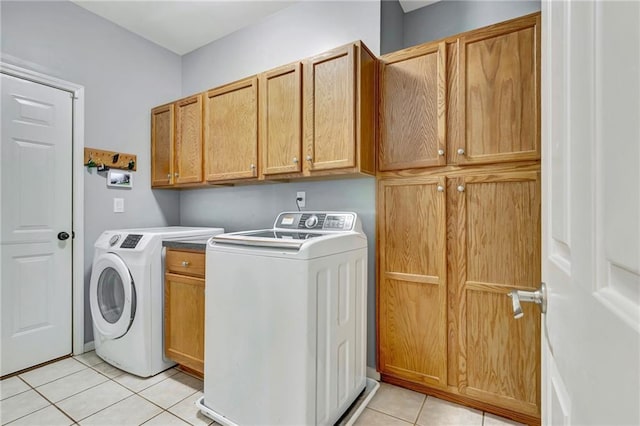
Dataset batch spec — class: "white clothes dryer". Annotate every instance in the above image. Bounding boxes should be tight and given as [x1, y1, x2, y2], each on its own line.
[89, 226, 224, 377]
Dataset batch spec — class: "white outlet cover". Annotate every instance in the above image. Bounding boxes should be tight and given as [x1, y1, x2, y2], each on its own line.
[296, 191, 306, 208]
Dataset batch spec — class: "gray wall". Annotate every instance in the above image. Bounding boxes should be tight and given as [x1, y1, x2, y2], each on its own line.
[1, 0, 182, 342]
[404, 0, 541, 48]
[380, 0, 405, 55]
[178, 1, 380, 368]
[182, 1, 381, 94]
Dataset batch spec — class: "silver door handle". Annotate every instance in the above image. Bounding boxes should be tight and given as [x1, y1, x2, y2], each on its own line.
[508, 282, 547, 319]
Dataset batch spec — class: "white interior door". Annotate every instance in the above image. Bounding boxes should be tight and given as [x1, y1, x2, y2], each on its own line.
[542, 1, 640, 424]
[1, 73, 73, 376]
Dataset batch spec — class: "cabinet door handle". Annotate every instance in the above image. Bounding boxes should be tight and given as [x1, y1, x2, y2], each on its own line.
[250, 164, 256, 170]
[457, 148, 465, 155]
[438, 149, 445, 156]
[167, 174, 171, 179]
[457, 185, 465, 192]
[437, 185, 445, 192]
[181, 261, 190, 267]
[293, 157, 299, 164]
[174, 172, 179, 177]
[306, 155, 313, 162]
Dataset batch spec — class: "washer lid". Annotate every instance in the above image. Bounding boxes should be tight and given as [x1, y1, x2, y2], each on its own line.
[89, 253, 136, 339]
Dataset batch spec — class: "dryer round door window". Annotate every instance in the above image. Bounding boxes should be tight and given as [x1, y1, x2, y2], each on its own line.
[89, 253, 136, 339]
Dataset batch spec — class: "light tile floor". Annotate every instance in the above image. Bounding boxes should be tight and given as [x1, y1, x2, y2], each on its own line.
[1, 353, 525, 426]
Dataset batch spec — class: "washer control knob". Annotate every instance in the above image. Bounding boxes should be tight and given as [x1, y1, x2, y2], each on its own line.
[109, 234, 120, 247]
[305, 215, 319, 229]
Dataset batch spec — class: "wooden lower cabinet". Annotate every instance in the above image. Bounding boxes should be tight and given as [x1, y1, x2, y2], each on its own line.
[164, 249, 206, 376]
[377, 165, 541, 425]
[378, 177, 448, 388]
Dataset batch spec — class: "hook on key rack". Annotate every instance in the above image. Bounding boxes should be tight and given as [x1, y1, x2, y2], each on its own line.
[84, 148, 137, 171]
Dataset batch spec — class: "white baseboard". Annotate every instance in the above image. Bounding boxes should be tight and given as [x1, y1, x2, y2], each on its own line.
[83, 341, 95, 353]
[366, 366, 380, 381]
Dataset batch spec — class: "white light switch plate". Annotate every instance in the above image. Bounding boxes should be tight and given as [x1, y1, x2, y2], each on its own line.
[113, 198, 124, 213]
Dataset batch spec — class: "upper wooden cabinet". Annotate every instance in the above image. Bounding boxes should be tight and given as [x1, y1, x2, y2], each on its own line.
[151, 40, 375, 187]
[204, 77, 259, 182]
[151, 103, 174, 187]
[151, 94, 203, 188]
[259, 62, 302, 176]
[454, 14, 540, 165]
[174, 95, 203, 184]
[379, 42, 447, 171]
[303, 41, 376, 176]
[378, 13, 540, 172]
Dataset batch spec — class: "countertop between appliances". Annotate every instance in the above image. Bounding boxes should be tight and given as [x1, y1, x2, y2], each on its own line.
[162, 238, 209, 252]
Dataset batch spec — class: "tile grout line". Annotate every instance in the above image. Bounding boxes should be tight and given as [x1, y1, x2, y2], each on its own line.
[365, 405, 418, 424]
[30, 386, 77, 426]
[77, 363, 203, 425]
[65, 368, 165, 424]
[4, 376, 77, 426]
[413, 394, 428, 426]
[16, 359, 88, 389]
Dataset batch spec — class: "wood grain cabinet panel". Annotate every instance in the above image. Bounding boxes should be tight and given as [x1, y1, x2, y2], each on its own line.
[204, 76, 259, 182]
[378, 177, 448, 389]
[165, 249, 206, 376]
[174, 95, 203, 184]
[303, 41, 376, 176]
[151, 95, 203, 188]
[455, 14, 540, 165]
[376, 13, 542, 425]
[379, 42, 447, 171]
[259, 63, 302, 176]
[449, 170, 541, 416]
[151, 103, 174, 187]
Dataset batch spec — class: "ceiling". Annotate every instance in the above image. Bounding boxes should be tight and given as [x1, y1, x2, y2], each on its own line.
[398, 0, 439, 13]
[71, 0, 438, 56]
[71, 0, 298, 55]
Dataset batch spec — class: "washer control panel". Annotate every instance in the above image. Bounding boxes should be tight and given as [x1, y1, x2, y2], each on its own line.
[275, 212, 356, 232]
[120, 234, 143, 249]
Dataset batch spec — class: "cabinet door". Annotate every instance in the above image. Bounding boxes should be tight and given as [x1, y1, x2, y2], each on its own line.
[174, 94, 203, 185]
[204, 77, 258, 181]
[165, 272, 205, 374]
[378, 177, 448, 388]
[449, 170, 541, 416]
[379, 42, 447, 171]
[151, 103, 174, 187]
[303, 44, 356, 172]
[455, 14, 540, 165]
[260, 63, 302, 176]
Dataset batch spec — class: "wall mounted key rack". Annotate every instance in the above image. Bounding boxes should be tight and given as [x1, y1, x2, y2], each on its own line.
[84, 148, 137, 171]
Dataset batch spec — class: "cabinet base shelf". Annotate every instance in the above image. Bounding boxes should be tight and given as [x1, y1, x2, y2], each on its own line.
[176, 363, 203, 379]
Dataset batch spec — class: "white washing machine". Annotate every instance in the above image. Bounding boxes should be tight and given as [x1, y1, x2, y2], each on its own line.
[89, 226, 224, 377]
[198, 212, 369, 426]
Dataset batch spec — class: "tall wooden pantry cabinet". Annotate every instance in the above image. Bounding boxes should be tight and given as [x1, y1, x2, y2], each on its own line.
[377, 13, 542, 425]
